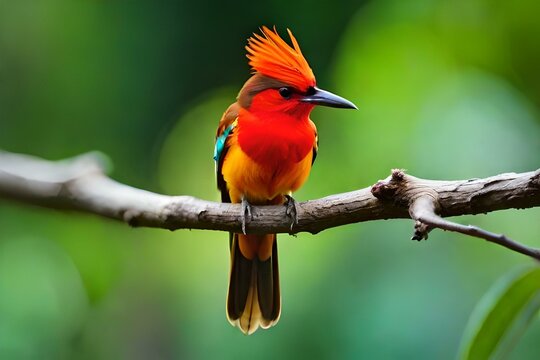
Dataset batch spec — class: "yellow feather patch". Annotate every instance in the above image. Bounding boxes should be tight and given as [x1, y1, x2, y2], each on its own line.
[221, 134, 313, 204]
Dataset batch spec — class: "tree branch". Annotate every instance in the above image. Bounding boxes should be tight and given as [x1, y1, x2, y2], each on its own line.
[1, 151, 539, 260]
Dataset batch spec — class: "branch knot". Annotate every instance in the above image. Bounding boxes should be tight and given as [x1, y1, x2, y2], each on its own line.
[371, 169, 407, 202]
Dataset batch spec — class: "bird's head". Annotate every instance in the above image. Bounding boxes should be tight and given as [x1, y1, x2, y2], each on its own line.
[237, 26, 357, 118]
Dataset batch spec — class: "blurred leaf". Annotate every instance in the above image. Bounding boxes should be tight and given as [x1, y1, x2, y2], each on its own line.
[458, 266, 540, 360]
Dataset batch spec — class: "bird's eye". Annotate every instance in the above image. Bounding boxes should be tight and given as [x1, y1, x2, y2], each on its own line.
[278, 87, 293, 99]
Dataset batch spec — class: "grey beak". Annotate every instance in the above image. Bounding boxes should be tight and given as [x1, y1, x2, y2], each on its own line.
[300, 87, 357, 109]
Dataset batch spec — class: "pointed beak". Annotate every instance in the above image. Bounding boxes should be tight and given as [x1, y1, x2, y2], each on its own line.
[300, 87, 357, 109]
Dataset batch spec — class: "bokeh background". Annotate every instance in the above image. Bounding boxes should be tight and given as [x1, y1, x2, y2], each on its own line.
[1, 0, 540, 359]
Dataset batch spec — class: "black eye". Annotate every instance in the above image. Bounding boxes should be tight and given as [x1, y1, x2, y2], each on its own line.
[279, 87, 293, 99]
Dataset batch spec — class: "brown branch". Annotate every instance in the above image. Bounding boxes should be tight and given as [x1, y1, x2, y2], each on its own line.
[372, 169, 540, 260]
[1, 151, 539, 260]
[409, 196, 540, 260]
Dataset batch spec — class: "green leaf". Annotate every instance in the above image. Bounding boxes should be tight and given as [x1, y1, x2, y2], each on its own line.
[458, 265, 540, 360]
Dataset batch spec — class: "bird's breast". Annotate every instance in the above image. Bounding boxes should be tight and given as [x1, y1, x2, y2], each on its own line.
[237, 114, 315, 168]
[222, 113, 315, 202]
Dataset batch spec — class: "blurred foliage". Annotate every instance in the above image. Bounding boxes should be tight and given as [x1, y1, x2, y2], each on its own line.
[1, 0, 540, 359]
[459, 266, 540, 360]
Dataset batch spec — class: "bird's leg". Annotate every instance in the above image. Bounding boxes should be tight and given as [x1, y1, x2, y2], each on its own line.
[284, 194, 299, 231]
[241, 196, 253, 235]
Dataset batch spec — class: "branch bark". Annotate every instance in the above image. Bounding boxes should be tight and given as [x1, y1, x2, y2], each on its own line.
[1, 151, 539, 260]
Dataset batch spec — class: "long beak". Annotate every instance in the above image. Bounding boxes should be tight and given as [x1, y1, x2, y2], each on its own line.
[300, 87, 357, 109]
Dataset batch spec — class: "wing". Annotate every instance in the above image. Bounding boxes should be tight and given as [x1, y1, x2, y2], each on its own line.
[215, 103, 240, 203]
[310, 119, 318, 165]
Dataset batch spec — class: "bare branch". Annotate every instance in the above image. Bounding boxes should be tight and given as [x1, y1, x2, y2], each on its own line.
[1, 151, 539, 260]
[409, 195, 540, 260]
[372, 169, 540, 260]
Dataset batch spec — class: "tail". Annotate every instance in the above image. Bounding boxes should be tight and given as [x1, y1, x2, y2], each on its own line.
[226, 233, 281, 335]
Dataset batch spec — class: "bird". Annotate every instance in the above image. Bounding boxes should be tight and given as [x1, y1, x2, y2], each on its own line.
[214, 26, 357, 335]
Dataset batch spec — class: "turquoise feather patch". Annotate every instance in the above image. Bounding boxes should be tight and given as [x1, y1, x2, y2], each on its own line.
[213, 124, 234, 162]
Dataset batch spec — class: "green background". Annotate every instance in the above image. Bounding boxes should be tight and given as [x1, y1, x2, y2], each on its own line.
[1, 0, 539, 359]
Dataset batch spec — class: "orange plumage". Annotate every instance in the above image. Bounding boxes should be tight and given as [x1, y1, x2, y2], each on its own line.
[215, 26, 356, 335]
[246, 27, 315, 91]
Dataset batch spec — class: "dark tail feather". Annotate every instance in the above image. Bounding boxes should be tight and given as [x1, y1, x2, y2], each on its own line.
[226, 233, 281, 334]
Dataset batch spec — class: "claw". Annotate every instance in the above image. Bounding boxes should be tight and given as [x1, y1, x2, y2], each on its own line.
[241, 197, 253, 235]
[284, 195, 299, 231]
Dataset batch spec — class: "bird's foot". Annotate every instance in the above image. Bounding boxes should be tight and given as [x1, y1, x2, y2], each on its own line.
[284, 195, 299, 231]
[241, 197, 253, 235]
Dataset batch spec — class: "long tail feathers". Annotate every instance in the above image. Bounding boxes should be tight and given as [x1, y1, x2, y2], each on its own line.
[226, 233, 281, 335]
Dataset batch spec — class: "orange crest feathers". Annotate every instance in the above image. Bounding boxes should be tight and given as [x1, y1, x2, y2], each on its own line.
[246, 26, 316, 91]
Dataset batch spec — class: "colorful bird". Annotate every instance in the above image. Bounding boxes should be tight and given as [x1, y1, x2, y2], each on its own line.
[214, 26, 356, 335]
